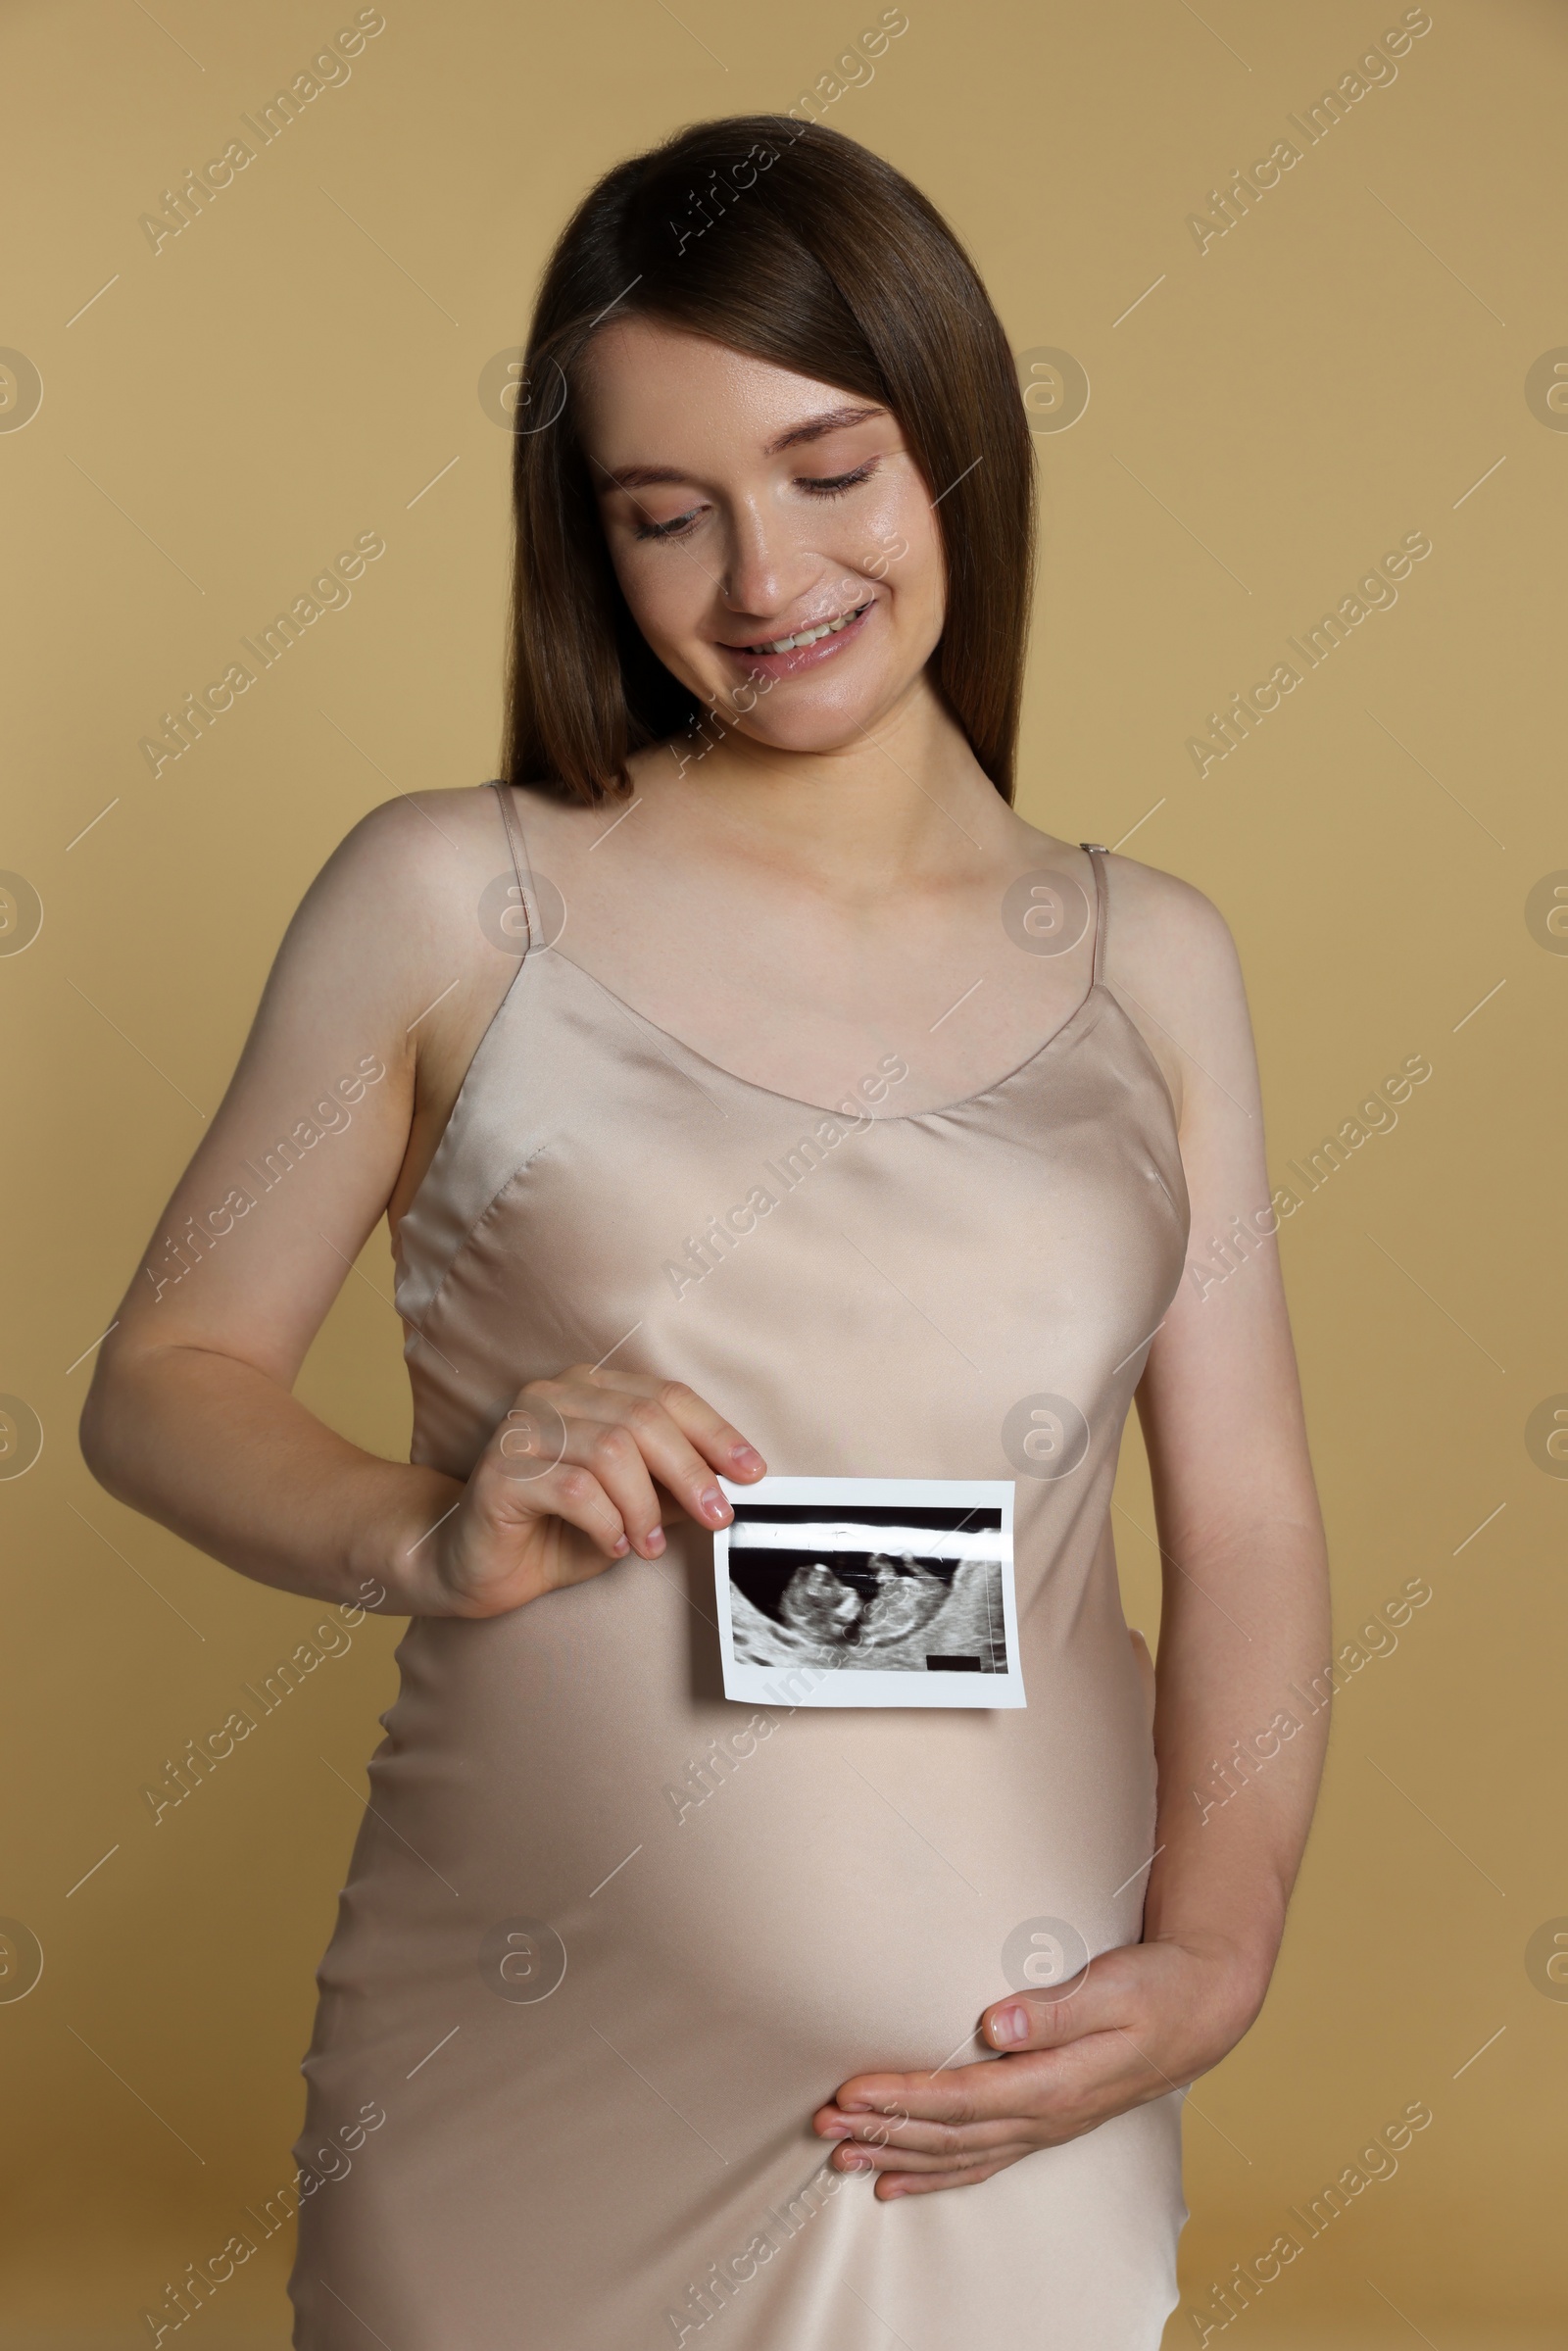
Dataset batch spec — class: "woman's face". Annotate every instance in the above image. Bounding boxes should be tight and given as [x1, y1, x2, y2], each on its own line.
[575, 318, 947, 757]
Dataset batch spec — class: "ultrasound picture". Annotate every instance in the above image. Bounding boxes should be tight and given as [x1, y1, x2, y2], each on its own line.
[726, 1530, 1009, 1675]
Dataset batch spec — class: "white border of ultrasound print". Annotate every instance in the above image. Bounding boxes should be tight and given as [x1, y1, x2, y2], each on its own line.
[712, 1476, 1024, 1709]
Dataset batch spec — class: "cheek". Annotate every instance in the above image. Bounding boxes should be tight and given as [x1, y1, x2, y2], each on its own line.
[861, 478, 946, 624]
[611, 542, 710, 656]
[874, 514, 946, 650]
[862, 477, 935, 569]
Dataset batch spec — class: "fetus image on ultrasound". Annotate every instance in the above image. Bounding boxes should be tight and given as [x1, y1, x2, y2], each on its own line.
[780, 1553, 949, 1648]
[725, 1510, 1010, 1676]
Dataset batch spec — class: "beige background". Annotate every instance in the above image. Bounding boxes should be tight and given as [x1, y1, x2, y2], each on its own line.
[2, 0, 1563, 2340]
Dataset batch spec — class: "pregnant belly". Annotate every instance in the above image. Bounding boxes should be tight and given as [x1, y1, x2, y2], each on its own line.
[580, 1779, 1041, 2089]
[357, 1578, 1152, 2114]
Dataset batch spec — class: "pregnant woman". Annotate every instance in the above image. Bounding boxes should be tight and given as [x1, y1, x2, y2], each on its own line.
[81, 116, 1331, 2349]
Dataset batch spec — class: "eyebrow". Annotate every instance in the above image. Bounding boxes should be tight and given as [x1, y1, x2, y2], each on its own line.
[600, 405, 888, 492]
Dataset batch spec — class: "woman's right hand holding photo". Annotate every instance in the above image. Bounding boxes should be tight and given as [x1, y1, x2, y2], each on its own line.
[414, 1364, 767, 1618]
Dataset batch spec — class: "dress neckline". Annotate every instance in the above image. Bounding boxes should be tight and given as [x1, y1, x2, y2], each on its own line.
[393, 935, 1180, 1293]
[541, 943, 1108, 1127]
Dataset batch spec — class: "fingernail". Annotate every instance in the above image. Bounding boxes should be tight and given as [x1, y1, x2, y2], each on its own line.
[612, 1535, 630, 1556]
[730, 1444, 764, 1471]
[839, 2152, 870, 2172]
[820, 2123, 851, 2139]
[700, 1486, 730, 1524]
[991, 2004, 1028, 2044]
[644, 1527, 665, 1555]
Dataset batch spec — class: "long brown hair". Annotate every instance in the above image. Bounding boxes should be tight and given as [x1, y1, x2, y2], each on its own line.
[502, 115, 1035, 806]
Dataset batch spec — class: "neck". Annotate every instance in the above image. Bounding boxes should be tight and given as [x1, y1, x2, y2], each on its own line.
[655, 671, 1013, 889]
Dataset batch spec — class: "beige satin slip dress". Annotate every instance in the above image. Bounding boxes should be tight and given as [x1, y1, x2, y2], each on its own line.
[289, 778, 1192, 2349]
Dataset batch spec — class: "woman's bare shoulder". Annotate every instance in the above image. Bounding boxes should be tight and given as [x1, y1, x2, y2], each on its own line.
[239, 781, 531, 1099]
[1098, 849, 1258, 1132]
[1100, 849, 1241, 988]
[319, 778, 518, 897]
[292, 780, 519, 967]
[1004, 818, 1241, 1005]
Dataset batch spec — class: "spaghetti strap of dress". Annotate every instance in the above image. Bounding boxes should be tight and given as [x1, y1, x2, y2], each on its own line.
[491, 777, 536, 955]
[1078, 841, 1109, 986]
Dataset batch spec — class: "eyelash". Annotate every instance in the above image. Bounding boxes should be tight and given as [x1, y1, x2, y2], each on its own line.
[631, 459, 879, 542]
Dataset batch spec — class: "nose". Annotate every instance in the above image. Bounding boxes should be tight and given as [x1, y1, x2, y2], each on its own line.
[718, 496, 824, 628]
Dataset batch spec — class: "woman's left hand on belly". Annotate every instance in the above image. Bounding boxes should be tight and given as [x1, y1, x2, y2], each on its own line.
[810, 1934, 1265, 2198]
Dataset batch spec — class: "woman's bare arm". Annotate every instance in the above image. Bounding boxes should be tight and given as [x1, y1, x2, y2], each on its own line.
[78, 787, 763, 1615]
[1129, 870, 1332, 1992]
[79, 790, 504, 1610]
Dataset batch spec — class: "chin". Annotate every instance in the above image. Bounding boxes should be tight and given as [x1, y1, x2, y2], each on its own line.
[735, 704, 893, 756]
[687, 657, 914, 757]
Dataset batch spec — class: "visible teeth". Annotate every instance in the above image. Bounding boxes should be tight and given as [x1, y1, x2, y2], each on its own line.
[750, 602, 867, 657]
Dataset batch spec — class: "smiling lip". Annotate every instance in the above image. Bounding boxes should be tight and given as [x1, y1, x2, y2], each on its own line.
[717, 598, 875, 679]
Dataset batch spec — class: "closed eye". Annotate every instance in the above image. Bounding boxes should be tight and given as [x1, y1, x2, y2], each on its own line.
[799, 459, 880, 499]
[630, 458, 882, 542]
[632, 505, 706, 542]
